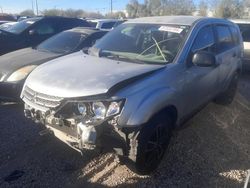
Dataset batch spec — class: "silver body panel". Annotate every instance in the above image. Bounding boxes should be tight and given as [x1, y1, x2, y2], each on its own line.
[24, 51, 164, 98]
[22, 16, 243, 131]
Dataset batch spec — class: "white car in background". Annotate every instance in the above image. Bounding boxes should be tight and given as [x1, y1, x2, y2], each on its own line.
[232, 19, 250, 70]
[87, 19, 126, 30]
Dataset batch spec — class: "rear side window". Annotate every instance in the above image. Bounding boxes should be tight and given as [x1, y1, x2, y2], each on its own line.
[101, 22, 116, 29]
[192, 25, 215, 52]
[216, 25, 234, 52]
[229, 26, 240, 44]
[34, 22, 55, 35]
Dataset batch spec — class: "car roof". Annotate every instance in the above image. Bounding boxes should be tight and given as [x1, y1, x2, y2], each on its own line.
[231, 19, 250, 24]
[88, 19, 119, 23]
[24, 16, 84, 21]
[126, 16, 232, 26]
[67, 27, 107, 35]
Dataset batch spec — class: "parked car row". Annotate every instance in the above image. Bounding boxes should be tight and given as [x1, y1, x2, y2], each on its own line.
[0, 27, 107, 100]
[0, 15, 246, 175]
[0, 16, 91, 55]
[87, 19, 126, 30]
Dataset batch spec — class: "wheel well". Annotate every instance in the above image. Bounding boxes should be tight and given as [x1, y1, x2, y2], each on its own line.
[155, 105, 178, 128]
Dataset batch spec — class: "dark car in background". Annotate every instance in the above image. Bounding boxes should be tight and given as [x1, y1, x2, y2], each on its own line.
[0, 14, 16, 22]
[0, 16, 90, 55]
[0, 27, 107, 101]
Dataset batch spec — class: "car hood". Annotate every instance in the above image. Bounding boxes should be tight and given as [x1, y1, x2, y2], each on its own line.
[0, 48, 59, 77]
[25, 51, 165, 98]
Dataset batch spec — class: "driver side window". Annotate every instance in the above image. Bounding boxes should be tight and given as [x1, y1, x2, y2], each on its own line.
[33, 23, 55, 35]
[192, 25, 215, 53]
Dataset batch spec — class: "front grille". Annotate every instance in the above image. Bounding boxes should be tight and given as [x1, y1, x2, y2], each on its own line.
[22, 86, 63, 110]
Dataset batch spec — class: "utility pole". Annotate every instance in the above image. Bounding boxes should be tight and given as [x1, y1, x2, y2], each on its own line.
[0, 6, 3, 14]
[35, 0, 39, 15]
[31, 0, 34, 14]
[110, 0, 113, 15]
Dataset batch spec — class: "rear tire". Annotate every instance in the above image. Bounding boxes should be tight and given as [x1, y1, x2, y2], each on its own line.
[129, 114, 173, 175]
[214, 72, 239, 105]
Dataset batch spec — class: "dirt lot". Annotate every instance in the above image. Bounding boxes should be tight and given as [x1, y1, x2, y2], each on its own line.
[0, 74, 250, 188]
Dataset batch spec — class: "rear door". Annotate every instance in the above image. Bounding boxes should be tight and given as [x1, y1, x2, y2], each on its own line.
[214, 24, 238, 90]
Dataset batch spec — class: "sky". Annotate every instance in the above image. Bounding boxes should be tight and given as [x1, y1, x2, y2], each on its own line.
[0, 0, 144, 14]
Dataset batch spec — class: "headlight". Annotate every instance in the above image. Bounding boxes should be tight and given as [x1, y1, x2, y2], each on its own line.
[92, 102, 106, 120]
[78, 103, 87, 116]
[107, 101, 121, 117]
[61, 99, 125, 125]
[6, 65, 37, 82]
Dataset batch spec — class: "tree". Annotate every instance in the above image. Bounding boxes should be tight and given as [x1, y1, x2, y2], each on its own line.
[198, 0, 208, 16]
[146, 0, 196, 16]
[126, 0, 140, 18]
[106, 11, 126, 19]
[85, 11, 104, 19]
[42, 9, 63, 16]
[214, 0, 244, 18]
[63, 9, 85, 18]
[147, 0, 162, 16]
[19, 9, 35, 17]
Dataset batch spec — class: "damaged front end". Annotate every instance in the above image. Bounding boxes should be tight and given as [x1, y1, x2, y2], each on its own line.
[21, 86, 128, 154]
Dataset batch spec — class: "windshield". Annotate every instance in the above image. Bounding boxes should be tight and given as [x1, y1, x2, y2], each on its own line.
[93, 23, 190, 64]
[37, 31, 88, 54]
[6, 17, 41, 34]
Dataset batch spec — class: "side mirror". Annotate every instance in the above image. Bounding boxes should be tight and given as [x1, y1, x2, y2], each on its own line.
[192, 51, 216, 67]
[29, 29, 36, 35]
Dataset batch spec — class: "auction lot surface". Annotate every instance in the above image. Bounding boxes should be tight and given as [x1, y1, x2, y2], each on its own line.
[0, 74, 250, 188]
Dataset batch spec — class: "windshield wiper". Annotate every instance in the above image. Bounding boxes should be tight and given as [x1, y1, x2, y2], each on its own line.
[100, 51, 145, 64]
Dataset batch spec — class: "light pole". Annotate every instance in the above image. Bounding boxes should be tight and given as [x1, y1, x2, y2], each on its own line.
[31, 0, 34, 14]
[35, 0, 39, 15]
[110, 0, 113, 15]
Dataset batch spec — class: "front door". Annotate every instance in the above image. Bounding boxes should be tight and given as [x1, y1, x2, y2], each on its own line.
[182, 25, 220, 115]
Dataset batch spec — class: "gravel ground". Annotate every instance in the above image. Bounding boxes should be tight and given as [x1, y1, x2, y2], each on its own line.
[0, 74, 250, 188]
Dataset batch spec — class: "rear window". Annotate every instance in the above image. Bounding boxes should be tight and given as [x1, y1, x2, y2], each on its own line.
[88, 21, 97, 28]
[101, 22, 116, 29]
[37, 31, 88, 54]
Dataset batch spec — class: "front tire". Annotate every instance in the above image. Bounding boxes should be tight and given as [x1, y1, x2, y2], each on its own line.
[129, 114, 173, 175]
[214, 72, 239, 105]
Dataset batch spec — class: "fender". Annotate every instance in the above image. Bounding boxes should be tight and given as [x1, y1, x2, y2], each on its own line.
[118, 86, 180, 127]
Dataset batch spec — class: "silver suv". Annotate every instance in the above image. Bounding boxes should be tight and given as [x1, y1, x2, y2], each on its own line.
[21, 16, 243, 174]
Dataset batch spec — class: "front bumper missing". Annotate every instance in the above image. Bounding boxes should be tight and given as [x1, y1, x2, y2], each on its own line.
[24, 106, 128, 155]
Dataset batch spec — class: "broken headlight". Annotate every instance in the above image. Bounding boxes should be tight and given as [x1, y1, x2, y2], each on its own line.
[60, 99, 125, 125]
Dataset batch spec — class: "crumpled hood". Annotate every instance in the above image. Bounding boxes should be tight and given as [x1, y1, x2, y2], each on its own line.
[25, 51, 164, 98]
[0, 48, 59, 78]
